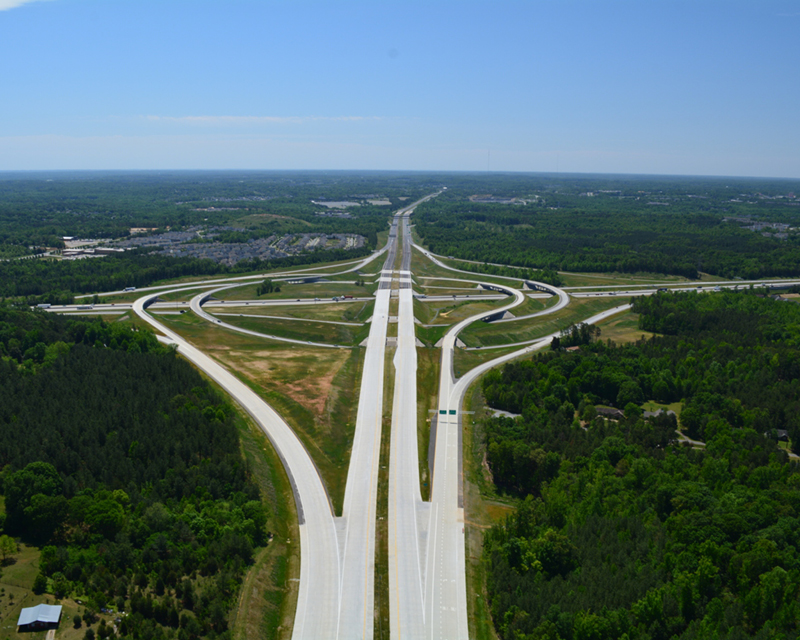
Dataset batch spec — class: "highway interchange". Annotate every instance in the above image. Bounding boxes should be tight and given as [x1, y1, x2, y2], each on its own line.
[46, 196, 800, 639]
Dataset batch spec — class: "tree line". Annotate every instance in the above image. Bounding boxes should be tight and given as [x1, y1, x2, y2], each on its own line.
[0, 307, 271, 640]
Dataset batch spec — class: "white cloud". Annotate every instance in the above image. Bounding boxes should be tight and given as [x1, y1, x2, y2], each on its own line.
[145, 115, 380, 125]
[0, 0, 50, 11]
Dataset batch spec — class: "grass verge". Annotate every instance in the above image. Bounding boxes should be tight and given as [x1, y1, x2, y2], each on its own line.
[374, 347, 395, 640]
[217, 314, 370, 346]
[230, 408, 300, 640]
[416, 348, 441, 502]
[462, 381, 515, 640]
[459, 297, 624, 347]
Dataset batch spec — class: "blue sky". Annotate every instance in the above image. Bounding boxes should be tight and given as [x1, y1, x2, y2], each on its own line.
[0, 0, 798, 177]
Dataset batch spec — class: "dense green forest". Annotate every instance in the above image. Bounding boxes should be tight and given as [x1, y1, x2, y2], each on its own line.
[0, 308, 270, 639]
[414, 175, 800, 280]
[481, 291, 800, 639]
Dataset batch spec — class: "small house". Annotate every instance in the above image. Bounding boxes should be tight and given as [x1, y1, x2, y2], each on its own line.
[17, 603, 62, 631]
[596, 406, 625, 420]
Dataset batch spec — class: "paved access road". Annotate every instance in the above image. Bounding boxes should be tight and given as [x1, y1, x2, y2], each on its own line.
[421, 269, 571, 639]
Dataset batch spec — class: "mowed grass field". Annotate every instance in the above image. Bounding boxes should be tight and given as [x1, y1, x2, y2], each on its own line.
[594, 309, 655, 344]
[157, 312, 363, 515]
[217, 299, 374, 324]
[413, 297, 509, 326]
[558, 271, 691, 288]
[453, 344, 530, 379]
[459, 297, 626, 347]
[211, 280, 377, 301]
[0, 539, 117, 640]
[215, 315, 370, 346]
[410, 248, 526, 288]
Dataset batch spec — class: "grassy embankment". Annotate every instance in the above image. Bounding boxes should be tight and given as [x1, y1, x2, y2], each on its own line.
[416, 348, 441, 502]
[214, 299, 374, 324]
[230, 408, 300, 640]
[557, 271, 692, 288]
[410, 250, 526, 290]
[213, 280, 377, 302]
[374, 346, 395, 640]
[458, 296, 626, 348]
[214, 315, 370, 346]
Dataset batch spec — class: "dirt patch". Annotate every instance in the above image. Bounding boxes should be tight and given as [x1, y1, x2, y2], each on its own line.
[220, 348, 350, 422]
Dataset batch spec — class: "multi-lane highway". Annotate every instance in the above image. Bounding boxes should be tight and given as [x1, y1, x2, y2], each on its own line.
[388, 215, 428, 639]
[334, 213, 397, 639]
[52, 187, 800, 640]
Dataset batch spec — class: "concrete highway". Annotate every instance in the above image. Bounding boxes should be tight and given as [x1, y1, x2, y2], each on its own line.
[333, 191, 440, 639]
[388, 208, 563, 639]
[388, 215, 428, 639]
[422, 276, 558, 640]
[127, 193, 438, 640]
[334, 213, 396, 639]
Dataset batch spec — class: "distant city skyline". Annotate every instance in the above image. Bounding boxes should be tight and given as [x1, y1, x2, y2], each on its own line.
[1, 0, 798, 178]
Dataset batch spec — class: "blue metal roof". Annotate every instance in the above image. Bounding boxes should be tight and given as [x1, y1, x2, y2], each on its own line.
[17, 603, 62, 626]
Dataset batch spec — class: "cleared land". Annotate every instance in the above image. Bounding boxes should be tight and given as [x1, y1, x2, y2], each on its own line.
[593, 309, 656, 344]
